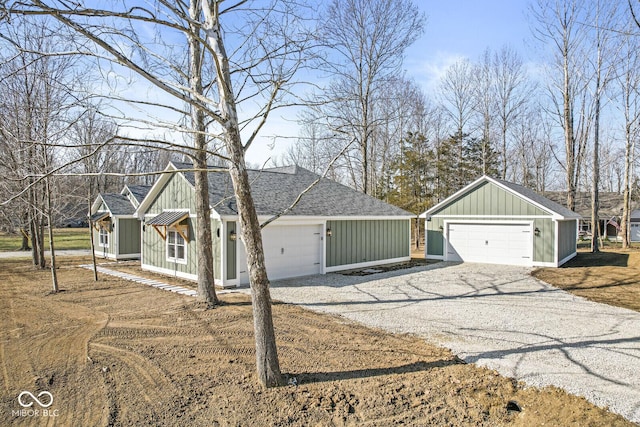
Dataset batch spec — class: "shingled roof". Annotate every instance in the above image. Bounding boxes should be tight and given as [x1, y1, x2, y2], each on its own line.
[99, 193, 136, 216]
[124, 185, 152, 206]
[173, 162, 411, 217]
[494, 178, 581, 219]
[544, 191, 628, 220]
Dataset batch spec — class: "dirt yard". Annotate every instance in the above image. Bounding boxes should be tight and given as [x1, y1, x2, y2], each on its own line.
[533, 247, 640, 313]
[0, 257, 634, 426]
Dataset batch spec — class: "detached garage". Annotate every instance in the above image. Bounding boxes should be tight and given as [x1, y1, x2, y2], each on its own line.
[420, 176, 580, 267]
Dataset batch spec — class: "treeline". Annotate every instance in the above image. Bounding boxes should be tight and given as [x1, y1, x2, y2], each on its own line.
[283, 0, 640, 228]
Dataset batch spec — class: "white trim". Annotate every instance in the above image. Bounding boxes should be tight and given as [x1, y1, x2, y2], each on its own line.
[558, 251, 577, 267]
[443, 219, 534, 225]
[166, 229, 188, 265]
[219, 215, 414, 223]
[98, 226, 110, 248]
[141, 263, 198, 282]
[554, 219, 559, 266]
[321, 220, 328, 275]
[325, 256, 411, 273]
[430, 214, 552, 219]
[94, 249, 115, 259]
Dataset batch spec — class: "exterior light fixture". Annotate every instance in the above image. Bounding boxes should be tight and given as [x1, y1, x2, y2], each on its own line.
[326, 228, 332, 237]
[534, 227, 540, 236]
[229, 230, 237, 241]
[439, 225, 444, 231]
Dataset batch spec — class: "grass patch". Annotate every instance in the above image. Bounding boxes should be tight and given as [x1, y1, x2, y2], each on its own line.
[0, 228, 90, 252]
[533, 248, 640, 313]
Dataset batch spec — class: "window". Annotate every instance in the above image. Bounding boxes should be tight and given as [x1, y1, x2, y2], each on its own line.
[98, 226, 109, 247]
[167, 230, 186, 263]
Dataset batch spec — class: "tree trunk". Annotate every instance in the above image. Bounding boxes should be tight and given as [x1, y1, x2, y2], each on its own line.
[202, 1, 283, 387]
[193, 160, 218, 306]
[228, 159, 284, 387]
[591, 94, 600, 253]
[45, 177, 59, 292]
[621, 122, 634, 249]
[189, 1, 218, 306]
[88, 190, 99, 281]
[20, 227, 30, 251]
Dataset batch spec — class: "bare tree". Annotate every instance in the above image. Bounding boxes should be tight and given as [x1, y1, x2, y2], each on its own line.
[617, 14, 640, 248]
[471, 49, 498, 176]
[530, 0, 590, 211]
[0, 19, 80, 274]
[314, 0, 425, 195]
[3, 0, 316, 388]
[491, 45, 532, 179]
[438, 59, 475, 140]
[586, 0, 621, 252]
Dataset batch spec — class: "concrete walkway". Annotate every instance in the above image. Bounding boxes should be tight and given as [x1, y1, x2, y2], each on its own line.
[257, 262, 640, 424]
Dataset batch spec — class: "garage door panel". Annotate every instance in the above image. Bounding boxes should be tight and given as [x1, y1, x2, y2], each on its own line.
[447, 223, 532, 266]
[243, 224, 322, 283]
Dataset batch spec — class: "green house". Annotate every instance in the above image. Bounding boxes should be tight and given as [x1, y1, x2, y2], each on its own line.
[420, 176, 580, 267]
[90, 184, 151, 260]
[135, 162, 413, 288]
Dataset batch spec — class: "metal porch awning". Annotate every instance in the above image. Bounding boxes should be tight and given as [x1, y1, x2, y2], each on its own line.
[146, 211, 190, 242]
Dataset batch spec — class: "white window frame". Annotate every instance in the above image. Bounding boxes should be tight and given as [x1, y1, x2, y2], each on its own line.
[166, 229, 187, 264]
[98, 226, 109, 248]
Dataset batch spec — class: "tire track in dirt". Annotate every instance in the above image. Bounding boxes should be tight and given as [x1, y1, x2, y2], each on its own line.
[0, 291, 110, 426]
[90, 342, 180, 425]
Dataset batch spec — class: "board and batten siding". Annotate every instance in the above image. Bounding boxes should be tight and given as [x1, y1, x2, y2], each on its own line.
[226, 221, 237, 280]
[147, 173, 197, 215]
[142, 173, 222, 281]
[118, 218, 141, 255]
[532, 217, 555, 264]
[557, 220, 577, 262]
[326, 219, 410, 268]
[142, 218, 197, 277]
[436, 181, 549, 217]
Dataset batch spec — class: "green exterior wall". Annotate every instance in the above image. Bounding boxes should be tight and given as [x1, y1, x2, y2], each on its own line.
[226, 221, 237, 280]
[532, 217, 555, 264]
[326, 219, 410, 267]
[436, 181, 549, 217]
[143, 218, 198, 276]
[143, 173, 221, 281]
[558, 220, 577, 261]
[147, 174, 197, 215]
[93, 221, 115, 257]
[118, 218, 141, 255]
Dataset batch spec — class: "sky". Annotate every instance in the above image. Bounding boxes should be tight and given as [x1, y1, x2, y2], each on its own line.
[245, 0, 537, 166]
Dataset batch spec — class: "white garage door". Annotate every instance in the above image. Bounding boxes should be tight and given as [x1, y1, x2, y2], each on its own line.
[446, 223, 532, 266]
[631, 223, 640, 242]
[239, 224, 323, 284]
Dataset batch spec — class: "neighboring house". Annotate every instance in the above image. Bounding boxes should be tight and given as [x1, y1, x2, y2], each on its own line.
[420, 176, 580, 267]
[135, 162, 413, 287]
[545, 191, 635, 241]
[90, 184, 151, 260]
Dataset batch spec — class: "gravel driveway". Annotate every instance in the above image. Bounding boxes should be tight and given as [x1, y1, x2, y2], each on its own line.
[260, 262, 640, 424]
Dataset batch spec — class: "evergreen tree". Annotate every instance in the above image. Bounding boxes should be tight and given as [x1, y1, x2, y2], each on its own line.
[388, 132, 434, 214]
